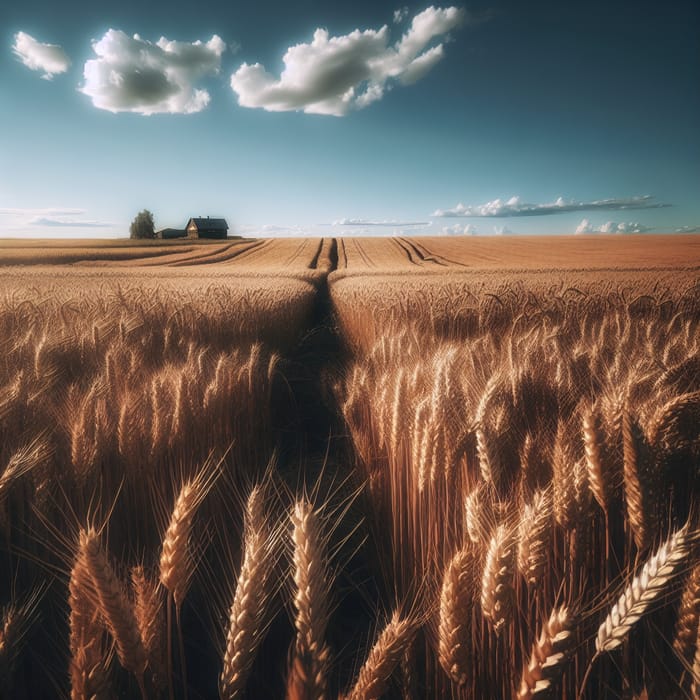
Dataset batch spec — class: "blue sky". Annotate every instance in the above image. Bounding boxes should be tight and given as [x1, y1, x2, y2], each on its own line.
[1, 0, 699, 237]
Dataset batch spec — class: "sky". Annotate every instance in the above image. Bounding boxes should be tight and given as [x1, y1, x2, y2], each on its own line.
[1, 0, 699, 238]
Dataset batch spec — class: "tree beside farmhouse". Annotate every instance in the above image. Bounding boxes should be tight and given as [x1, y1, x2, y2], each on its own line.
[129, 210, 155, 239]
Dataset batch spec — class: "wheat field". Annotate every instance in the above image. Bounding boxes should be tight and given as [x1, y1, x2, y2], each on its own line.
[0, 235, 698, 699]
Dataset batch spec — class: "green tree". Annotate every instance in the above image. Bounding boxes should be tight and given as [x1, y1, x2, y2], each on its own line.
[129, 210, 155, 239]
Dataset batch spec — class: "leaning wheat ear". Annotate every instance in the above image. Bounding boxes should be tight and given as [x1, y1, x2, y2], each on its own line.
[518, 606, 574, 700]
[80, 529, 147, 680]
[159, 460, 220, 612]
[345, 611, 418, 700]
[220, 485, 275, 700]
[596, 522, 692, 653]
[438, 546, 475, 685]
[287, 498, 331, 700]
[69, 541, 111, 700]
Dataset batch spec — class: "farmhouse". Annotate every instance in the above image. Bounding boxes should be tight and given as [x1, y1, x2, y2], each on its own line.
[155, 217, 229, 240]
[186, 217, 229, 239]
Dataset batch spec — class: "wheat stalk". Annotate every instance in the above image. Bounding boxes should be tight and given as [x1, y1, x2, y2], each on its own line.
[438, 546, 475, 685]
[596, 523, 692, 653]
[220, 485, 274, 700]
[345, 611, 417, 700]
[288, 498, 330, 700]
[518, 605, 574, 700]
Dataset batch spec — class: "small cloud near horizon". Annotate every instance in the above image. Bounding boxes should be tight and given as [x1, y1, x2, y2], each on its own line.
[230, 6, 466, 116]
[12, 31, 71, 79]
[434, 195, 670, 218]
[441, 223, 477, 235]
[675, 225, 700, 233]
[80, 29, 226, 115]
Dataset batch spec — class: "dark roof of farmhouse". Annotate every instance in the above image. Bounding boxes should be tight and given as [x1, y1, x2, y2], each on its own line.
[188, 217, 228, 230]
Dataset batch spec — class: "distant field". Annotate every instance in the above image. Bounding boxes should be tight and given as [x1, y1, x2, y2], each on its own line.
[1, 233, 697, 270]
[0, 234, 698, 699]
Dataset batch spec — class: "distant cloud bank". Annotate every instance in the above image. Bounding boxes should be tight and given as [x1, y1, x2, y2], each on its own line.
[333, 218, 430, 226]
[574, 218, 650, 234]
[434, 195, 669, 218]
[80, 29, 226, 114]
[12, 31, 71, 79]
[230, 6, 466, 116]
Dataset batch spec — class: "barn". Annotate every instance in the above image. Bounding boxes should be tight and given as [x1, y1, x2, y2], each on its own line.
[186, 217, 229, 239]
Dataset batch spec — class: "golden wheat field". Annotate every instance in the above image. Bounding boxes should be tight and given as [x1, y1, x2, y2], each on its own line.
[0, 234, 699, 700]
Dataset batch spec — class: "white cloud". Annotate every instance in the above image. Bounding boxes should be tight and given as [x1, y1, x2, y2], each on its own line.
[333, 218, 429, 226]
[12, 32, 71, 79]
[28, 217, 112, 228]
[574, 218, 650, 234]
[434, 195, 669, 218]
[80, 29, 226, 114]
[0, 207, 86, 217]
[675, 225, 700, 233]
[393, 7, 409, 23]
[230, 6, 465, 116]
[493, 225, 513, 235]
[441, 223, 477, 235]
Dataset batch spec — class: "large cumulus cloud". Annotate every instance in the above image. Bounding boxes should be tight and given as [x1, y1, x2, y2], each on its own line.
[13, 32, 71, 79]
[230, 6, 465, 116]
[80, 29, 226, 115]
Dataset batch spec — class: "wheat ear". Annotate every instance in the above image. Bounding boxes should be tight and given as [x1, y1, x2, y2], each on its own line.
[160, 461, 219, 611]
[481, 524, 515, 635]
[131, 566, 166, 693]
[517, 488, 552, 585]
[69, 543, 110, 700]
[596, 523, 692, 653]
[622, 408, 656, 550]
[583, 406, 611, 512]
[80, 529, 147, 679]
[673, 562, 700, 666]
[220, 486, 274, 700]
[518, 606, 574, 699]
[438, 547, 475, 685]
[346, 611, 417, 700]
[287, 499, 330, 700]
